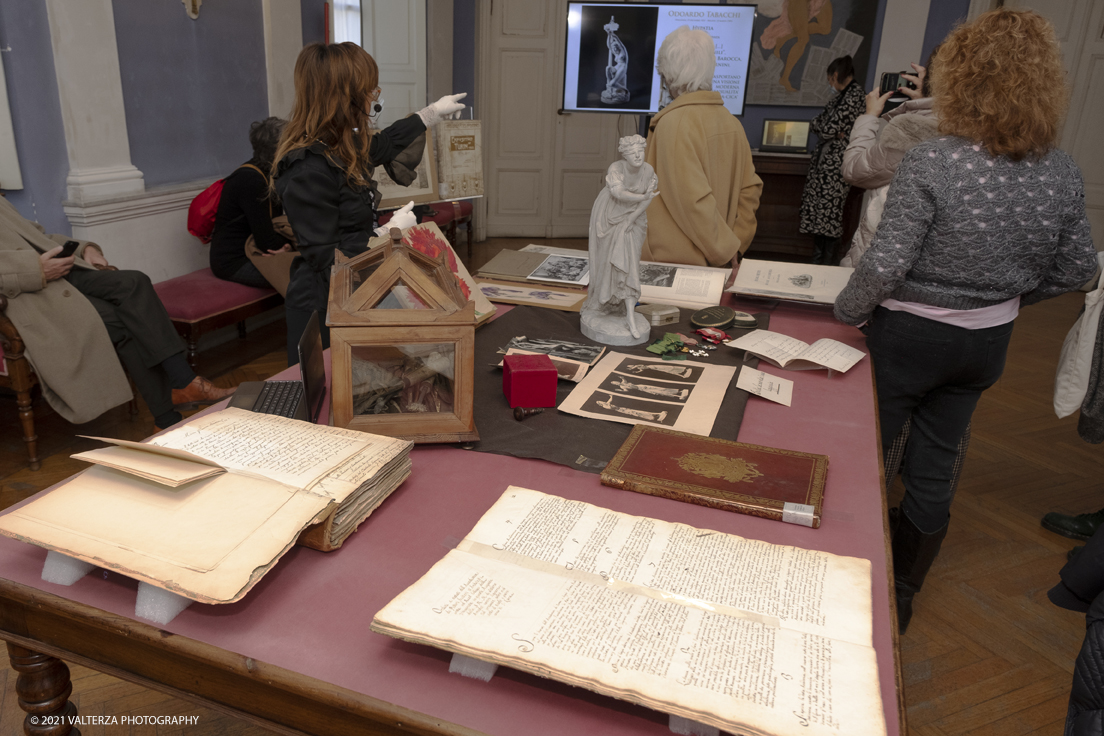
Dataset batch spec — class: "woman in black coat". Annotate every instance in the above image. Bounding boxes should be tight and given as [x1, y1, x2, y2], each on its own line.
[273, 42, 465, 364]
[799, 54, 866, 264]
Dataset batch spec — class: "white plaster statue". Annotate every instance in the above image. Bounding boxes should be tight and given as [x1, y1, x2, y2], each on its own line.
[580, 135, 659, 346]
[601, 17, 630, 104]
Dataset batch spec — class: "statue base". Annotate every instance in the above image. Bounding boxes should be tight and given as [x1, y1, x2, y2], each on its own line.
[601, 87, 630, 104]
[580, 310, 650, 346]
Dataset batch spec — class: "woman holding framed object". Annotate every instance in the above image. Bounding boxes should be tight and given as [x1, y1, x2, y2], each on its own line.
[834, 10, 1097, 633]
[273, 42, 466, 364]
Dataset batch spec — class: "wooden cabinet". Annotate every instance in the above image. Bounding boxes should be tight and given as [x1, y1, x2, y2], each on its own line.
[749, 152, 863, 264]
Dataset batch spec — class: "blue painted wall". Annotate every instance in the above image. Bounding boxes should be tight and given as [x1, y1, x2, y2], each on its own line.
[0, 1, 72, 234]
[920, 0, 971, 64]
[302, 0, 327, 45]
[454, 0, 477, 118]
[112, 0, 269, 187]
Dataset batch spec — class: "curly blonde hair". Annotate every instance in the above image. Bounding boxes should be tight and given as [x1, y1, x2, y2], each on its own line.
[933, 9, 1067, 161]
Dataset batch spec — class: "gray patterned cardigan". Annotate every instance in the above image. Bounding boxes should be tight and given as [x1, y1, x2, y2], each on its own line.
[834, 136, 1096, 325]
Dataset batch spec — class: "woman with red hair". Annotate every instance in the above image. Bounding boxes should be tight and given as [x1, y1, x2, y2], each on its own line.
[834, 10, 1097, 633]
[273, 43, 465, 363]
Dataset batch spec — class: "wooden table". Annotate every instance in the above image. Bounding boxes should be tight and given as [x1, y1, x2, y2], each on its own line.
[0, 299, 902, 736]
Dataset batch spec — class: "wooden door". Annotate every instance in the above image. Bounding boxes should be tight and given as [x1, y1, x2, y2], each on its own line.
[479, 0, 625, 238]
[362, 0, 427, 127]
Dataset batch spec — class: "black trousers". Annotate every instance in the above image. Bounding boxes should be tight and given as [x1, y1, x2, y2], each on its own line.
[286, 306, 329, 367]
[65, 268, 185, 418]
[866, 307, 1014, 533]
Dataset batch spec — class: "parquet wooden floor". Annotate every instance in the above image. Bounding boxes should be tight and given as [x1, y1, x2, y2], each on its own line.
[0, 238, 1098, 734]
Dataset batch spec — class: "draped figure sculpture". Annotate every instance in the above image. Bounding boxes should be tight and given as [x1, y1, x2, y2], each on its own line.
[580, 134, 660, 345]
[601, 16, 630, 104]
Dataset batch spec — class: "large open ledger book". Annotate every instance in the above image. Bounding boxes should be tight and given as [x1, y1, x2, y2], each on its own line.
[0, 408, 412, 603]
[728, 260, 854, 305]
[372, 488, 887, 736]
[516, 244, 730, 310]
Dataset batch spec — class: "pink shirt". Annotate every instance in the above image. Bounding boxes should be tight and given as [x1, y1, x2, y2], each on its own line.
[880, 296, 1020, 329]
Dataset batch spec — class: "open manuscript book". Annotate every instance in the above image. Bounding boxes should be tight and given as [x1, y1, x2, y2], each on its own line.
[373, 488, 887, 736]
[0, 408, 412, 603]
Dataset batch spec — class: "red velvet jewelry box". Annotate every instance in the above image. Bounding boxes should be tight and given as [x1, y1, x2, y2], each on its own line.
[502, 354, 558, 408]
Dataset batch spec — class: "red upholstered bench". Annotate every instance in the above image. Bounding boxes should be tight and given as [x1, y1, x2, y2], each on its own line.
[154, 268, 283, 372]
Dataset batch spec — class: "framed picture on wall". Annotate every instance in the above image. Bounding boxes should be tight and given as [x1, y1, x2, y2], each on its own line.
[377, 134, 438, 210]
[746, 0, 878, 107]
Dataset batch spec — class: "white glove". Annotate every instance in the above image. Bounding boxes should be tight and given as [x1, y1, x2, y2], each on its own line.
[417, 92, 467, 128]
[374, 201, 417, 237]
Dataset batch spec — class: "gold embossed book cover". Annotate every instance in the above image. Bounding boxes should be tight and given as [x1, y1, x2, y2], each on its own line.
[602, 425, 827, 527]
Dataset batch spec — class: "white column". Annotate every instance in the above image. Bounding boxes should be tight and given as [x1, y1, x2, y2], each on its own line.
[44, 0, 144, 203]
[263, 0, 304, 119]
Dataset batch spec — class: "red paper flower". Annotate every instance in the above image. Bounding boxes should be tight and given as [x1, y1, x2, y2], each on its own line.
[404, 227, 471, 299]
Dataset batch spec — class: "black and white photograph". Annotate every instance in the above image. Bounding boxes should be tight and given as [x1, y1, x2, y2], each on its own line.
[528, 254, 591, 285]
[578, 390, 683, 427]
[575, 5, 659, 110]
[638, 263, 677, 288]
[612, 357, 704, 384]
[599, 373, 691, 403]
[505, 337, 605, 365]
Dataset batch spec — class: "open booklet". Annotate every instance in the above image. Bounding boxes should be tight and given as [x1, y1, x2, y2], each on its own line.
[372, 488, 886, 736]
[727, 330, 866, 372]
[728, 259, 854, 305]
[0, 408, 412, 603]
[518, 244, 729, 310]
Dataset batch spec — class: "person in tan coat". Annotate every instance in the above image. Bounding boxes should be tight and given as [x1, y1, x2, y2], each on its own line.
[0, 195, 232, 428]
[641, 26, 762, 284]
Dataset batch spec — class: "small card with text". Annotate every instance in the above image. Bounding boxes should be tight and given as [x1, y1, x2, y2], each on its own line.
[737, 366, 794, 407]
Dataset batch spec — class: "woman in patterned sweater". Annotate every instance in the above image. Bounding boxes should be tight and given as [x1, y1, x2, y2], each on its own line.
[834, 9, 1098, 633]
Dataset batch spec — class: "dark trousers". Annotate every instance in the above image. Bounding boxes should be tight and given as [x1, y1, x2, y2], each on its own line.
[65, 268, 185, 418]
[286, 307, 329, 367]
[867, 307, 1014, 533]
[225, 259, 270, 289]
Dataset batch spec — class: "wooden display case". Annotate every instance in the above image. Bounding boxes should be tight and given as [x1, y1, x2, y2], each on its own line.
[327, 229, 478, 443]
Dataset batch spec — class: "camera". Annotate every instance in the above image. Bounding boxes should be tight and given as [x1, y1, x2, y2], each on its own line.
[879, 71, 917, 96]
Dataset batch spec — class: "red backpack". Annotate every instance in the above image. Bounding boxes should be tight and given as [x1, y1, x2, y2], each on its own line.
[186, 164, 264, 243]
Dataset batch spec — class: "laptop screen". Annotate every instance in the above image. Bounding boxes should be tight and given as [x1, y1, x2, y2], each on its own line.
[297, 311, 327, 423]
[760, 120, 811, 153]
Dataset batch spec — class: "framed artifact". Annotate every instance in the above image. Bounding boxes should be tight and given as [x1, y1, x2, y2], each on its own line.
[377, 133, 439, 209]
[328, 229, 478, 443]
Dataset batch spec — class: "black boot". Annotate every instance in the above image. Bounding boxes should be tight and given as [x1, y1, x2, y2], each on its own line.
[891, 510, 948, 634]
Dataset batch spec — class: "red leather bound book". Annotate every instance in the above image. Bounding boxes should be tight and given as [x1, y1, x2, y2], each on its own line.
[601, 425, 828, 527]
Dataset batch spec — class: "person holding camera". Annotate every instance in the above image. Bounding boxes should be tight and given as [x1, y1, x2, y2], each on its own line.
[834, 10, 1097, 634]
[839, 56, 939, 267]
[798, 55, 866, 265]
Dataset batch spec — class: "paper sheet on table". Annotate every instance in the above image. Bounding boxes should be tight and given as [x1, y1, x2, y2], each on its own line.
[726, 330, 865, 372]
[737, 366, 794, 406]
[558, 352, 737, 435]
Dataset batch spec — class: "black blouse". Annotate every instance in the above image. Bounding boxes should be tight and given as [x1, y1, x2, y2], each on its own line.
[274, 116, 426, 314]
[209, 162, 289, 280]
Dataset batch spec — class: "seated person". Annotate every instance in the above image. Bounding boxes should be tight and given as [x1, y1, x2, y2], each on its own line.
[0, 195, 233, 429]
[642, 26, 762, 284]
[209, 117, 294, 289]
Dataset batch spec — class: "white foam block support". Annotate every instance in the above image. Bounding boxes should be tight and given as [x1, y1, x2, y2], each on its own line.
[669, 715, 720, 736]
[41, 550, 96, 586]
[134, 582, 193, 625]
[448, 653, 498, 682]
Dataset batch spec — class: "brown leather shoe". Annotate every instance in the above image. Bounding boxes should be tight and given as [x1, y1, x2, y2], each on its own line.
[172, 376, 235, 409]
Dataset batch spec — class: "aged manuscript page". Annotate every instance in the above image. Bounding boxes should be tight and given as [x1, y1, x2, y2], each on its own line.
[372, 488, 886, 736]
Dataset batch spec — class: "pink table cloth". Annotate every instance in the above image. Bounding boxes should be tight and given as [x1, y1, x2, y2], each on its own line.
[0, 297, 898, 736]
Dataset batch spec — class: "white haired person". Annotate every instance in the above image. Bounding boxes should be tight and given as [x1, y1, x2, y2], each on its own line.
[642, 26, 762, 286]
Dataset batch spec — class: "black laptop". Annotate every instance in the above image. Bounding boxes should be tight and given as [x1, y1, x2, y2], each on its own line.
[228, 311, 326, 423]
[759, 119, 812, 154]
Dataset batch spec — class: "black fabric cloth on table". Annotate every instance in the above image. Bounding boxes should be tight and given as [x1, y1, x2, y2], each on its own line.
[466, 305, 768, 474]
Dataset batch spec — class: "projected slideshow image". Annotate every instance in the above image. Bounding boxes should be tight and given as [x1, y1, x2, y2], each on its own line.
[574, 4, 659, 110]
